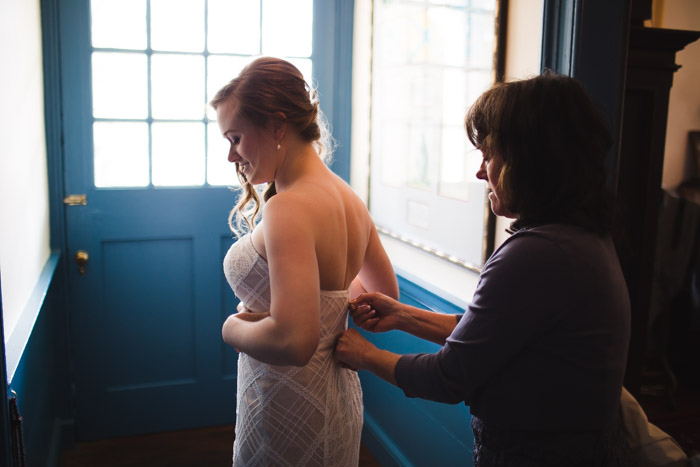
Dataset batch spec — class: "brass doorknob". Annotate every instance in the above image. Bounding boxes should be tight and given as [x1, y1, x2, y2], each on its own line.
[75, 250, 88, 275]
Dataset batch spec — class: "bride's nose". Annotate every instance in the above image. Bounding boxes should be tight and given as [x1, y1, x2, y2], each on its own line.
[228, 147, 239, 163]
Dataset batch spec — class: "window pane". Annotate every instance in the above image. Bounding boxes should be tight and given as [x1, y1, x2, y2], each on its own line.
[370, 0, 497, 268]
[91, 0, 146, 50]
[151, 0, 204, 52]
[207, 122, 239, 186]
[407, 122, 437, 190]
[428, 0, 464, 6]
[151, 54, 205, 119]
[441, 68, 467, 124]
[438, 126, 470, 200]
[92, 52, 148, 118]
[94, 122, 149, 187]
[262, 0, 312, 57]
[380, 122, 407, 187]
[468, 12, 496, 68]
[152, 122, 205, 186]
[409, 69, 442, 121]
[427, 7, 467, 66]
[89, 0, 318, 189]
[471, 0, 497, 10]
[377, 3, 422, 65]
[466, 70, 493, 105]
[208, 0, 260, 54]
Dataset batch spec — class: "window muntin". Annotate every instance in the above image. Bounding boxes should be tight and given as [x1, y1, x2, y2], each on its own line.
[89, 0, 313, 188]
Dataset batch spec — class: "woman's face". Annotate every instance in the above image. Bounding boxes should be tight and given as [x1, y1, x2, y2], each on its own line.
[476, 151, 515, 218]
[216, 101, 276, 185]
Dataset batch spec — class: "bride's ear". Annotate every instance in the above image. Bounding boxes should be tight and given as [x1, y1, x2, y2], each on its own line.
[271, 112, 287, 144]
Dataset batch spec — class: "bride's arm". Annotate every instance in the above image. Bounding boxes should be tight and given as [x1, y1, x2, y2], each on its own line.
[351, 223, 399, 300]
[222, 194, 320, 366]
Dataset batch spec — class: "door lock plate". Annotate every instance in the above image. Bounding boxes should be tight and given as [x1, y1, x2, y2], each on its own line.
[63, 194, 87, 206]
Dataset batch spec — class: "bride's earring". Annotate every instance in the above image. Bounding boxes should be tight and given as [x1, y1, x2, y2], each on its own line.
[276, 141, 281, 150]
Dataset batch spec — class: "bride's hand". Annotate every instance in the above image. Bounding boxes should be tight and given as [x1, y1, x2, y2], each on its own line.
[223, 304, 270, 352]
[233, 302, 270, 322]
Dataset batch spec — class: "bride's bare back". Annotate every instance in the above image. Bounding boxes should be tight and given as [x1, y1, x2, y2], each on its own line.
[250, 163, 390, 293]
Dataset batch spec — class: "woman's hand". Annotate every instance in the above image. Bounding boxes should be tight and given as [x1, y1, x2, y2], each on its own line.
[335, 328, 401, 385]
[349, 292, 405, 333]
[334, 328, 377, 371]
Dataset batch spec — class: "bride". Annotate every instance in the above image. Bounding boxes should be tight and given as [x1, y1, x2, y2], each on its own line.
[212, 57, 399, 466]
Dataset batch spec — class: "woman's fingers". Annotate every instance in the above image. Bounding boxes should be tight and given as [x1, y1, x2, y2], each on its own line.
[335, 328, 374, 370]
[362, 317, 380, 331]
[349, 292, 379, 309]
[351, 308, 379, 331]
[350, 304, 373, 320]
[338, 362, 358, 371]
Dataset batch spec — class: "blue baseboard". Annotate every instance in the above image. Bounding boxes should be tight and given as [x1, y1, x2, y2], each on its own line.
[362, 412, 413, 467]
[358, 274, 474, 466]
[47, 419, 74, 467]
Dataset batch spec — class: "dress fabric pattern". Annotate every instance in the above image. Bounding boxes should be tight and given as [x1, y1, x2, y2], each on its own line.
[223, 234, 363, 467]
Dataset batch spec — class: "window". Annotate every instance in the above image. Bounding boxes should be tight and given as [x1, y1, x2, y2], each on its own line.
[89, 0, 313, 188]
[369, 0, 501, 273]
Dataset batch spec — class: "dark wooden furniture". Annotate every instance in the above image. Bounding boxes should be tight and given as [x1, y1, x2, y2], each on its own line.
[615, 25, 700, 395]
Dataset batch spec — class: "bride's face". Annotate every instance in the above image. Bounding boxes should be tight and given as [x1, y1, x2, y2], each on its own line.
[217, 101, 277, 185]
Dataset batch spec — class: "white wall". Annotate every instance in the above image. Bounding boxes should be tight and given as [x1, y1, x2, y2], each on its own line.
[0, 0, 51, 337]
[658, 0, 700, 189]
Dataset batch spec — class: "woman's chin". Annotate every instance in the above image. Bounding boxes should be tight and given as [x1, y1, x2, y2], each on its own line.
[489, 200, 515, 219]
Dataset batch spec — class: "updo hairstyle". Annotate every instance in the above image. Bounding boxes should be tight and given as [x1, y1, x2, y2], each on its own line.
[210, 57, 332, 234]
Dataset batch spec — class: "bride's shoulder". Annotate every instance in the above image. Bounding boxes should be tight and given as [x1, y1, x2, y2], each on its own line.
[261, 190, 317, 227]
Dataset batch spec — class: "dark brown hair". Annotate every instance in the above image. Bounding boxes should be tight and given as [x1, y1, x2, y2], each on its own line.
[210, 57, 331, 233]
[465, 71, 614, 234]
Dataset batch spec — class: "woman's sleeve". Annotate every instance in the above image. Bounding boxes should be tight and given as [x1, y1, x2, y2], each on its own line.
[395, 346, 473, 404]
[393, 232, 573, 404]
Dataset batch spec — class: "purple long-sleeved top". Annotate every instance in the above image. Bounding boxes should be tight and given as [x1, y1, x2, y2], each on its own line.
[395, 224, 631, 432]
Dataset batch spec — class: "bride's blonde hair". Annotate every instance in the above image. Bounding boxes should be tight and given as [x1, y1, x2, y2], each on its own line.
[210, 57, 333, 235]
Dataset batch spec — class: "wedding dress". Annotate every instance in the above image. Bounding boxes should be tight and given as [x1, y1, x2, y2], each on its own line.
[223, 233, 363, 467]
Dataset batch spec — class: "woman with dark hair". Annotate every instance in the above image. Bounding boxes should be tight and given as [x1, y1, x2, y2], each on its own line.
[335, 73, 631, 466]
[213, 57, 398, 466]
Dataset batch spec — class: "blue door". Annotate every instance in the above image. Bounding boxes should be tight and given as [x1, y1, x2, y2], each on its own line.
[57, 0, 352, 440]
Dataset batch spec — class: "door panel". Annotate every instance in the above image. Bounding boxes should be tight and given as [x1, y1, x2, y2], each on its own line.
[66, 189, 238, 439]
[57, 0, 344, 440]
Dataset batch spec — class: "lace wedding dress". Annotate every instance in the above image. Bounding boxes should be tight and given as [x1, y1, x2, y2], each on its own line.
[223, 233, 363, 467]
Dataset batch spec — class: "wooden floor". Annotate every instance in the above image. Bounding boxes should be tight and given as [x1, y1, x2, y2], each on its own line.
[60, 424, 382, 467]
[59, 384, 700, 466]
